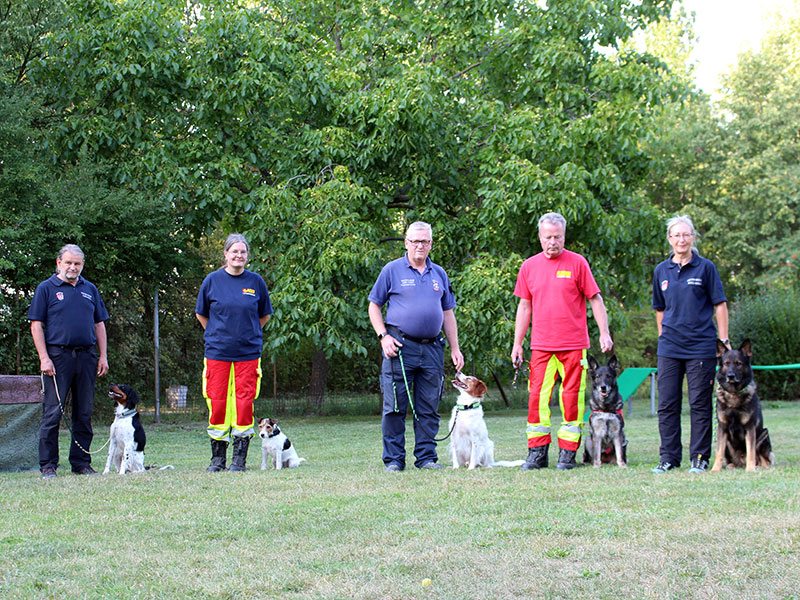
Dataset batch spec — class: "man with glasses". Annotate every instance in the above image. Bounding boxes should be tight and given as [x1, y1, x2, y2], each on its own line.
[511, 212, 613, 471]
[368, 221, 465, 471]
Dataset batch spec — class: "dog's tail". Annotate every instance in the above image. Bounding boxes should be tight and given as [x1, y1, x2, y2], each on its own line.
[491, 459, 525, 468]
[144, 464, 175, 471]
[298, 458, 307, 464]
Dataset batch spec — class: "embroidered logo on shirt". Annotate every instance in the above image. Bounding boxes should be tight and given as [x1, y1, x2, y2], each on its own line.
[80, 292, 93, 300]
[56, 292, 64, 301]
[661, 280, 669, 291]
[242, 288, 256, 296]
[687, 278, 703, 286]
[432, 280, 440, 292]
[556, 270, 572, 278]
[400, 278, 416, 287]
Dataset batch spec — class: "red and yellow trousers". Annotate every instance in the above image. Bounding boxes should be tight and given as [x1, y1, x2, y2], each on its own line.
[526, 349, 588, 451]
[202, 358, 261, 441]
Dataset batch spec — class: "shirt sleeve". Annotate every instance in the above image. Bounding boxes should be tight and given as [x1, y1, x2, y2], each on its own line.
[196, 275, 211, 316]
[93, 284, 110, 323]
[652, 267, 665, 311]
[707, 262, 727, 305]
[258, 275, 273, 317]
[513, 260, 532, 300]
[367, 266, 390, 307]
[27, 281, 49, 322]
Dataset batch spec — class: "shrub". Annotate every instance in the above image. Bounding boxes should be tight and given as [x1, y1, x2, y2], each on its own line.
[729, 287, 800, 401]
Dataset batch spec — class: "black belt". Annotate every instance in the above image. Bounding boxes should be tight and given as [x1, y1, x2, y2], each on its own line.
[387, 326, 439, 345]
[47, 344, 92, 353]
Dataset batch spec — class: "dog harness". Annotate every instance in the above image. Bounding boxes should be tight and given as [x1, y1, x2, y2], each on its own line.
[117, 409, 138, 419]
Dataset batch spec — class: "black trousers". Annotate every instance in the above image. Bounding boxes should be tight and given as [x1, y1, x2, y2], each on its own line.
[656, 355, 716, 466]
[39, 345, 97, 471]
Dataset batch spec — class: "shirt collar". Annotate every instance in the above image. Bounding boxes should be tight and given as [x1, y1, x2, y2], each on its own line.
[50, 274, 85, 287]
[404, 253, 432, 272]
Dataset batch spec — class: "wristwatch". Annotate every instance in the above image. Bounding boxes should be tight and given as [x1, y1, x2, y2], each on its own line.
[378, 331, 388, 340]
[720, 338, 730, 345]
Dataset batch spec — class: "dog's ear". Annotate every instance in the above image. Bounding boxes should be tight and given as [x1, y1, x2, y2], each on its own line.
[269, 418, 276, 425]
[587, 355, 599, 373]
[740, 338, 752, 357]
[716, 339, 729, 358]
[473, 379, 488, 398]
[125, 387, 140, 408]
[607, 354, 619, 373]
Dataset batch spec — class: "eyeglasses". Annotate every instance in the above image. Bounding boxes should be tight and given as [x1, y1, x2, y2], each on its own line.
[669, 233, 694, 240]
[406, 239, 432, 247]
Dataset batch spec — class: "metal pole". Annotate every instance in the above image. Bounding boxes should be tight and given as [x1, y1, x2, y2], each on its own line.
[154, 287, 161, 424]
[650, 371, 656, 416]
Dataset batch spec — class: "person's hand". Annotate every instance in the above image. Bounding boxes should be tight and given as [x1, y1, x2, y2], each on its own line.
[599, 334, 614, 354]
[97, 357, 109, 377]
[380, 334, 402, 359]
[39, 356, 55, 377]
[451, 349, 464, 372]
[511, 344, 524, 368]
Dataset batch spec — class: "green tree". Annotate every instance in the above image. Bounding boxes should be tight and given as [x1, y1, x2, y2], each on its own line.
[0, 0, 204, 407]
[37, 0, 680, 402]
[645, 9, 800, 297]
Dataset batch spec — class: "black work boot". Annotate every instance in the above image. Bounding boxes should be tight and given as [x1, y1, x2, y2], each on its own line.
[521, 445, 549, 470]
[229, 436, 251, 472]
[556, 448, 577, 470]
[207, 439, 229, 472]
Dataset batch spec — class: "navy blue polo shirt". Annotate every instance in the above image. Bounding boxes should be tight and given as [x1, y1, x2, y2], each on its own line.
[196, 269, 273, 361]
[27, 274, 109, 347]
[652, 251, 726, 359]
[368, 254, 457, 339]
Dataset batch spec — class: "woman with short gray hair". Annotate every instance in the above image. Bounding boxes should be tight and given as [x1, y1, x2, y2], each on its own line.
[651, 215, 729, 474]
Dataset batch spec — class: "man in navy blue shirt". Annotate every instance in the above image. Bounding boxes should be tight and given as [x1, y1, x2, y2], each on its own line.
[368, 222, 465, 471]
[28, 244, 109, 479]
[651, 216, 729, 474]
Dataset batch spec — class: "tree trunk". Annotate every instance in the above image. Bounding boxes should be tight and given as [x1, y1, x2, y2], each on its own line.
[309, 347, 328, 411]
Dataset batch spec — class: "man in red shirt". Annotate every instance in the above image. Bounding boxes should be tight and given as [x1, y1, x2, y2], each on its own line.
[511, 213, 614, 470]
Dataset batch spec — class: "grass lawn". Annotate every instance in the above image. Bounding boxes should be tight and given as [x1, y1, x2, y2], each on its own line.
[1, 400, 799, 599]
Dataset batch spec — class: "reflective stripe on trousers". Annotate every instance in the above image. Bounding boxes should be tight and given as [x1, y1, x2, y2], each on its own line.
[526, 348, 587, 451]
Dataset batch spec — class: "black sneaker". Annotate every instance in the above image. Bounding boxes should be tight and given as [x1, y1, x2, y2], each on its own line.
[520, 445, 549, 470]
[689, 456, 709, 473]
[41, 466, 57, 480]
[384, 463, 403, 472]
[651, 461, 678, 474]
[73, 466, 99, 475]
[555, 448, 577, 470]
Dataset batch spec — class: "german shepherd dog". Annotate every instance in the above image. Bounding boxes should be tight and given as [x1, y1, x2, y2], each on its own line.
[582, 355, 627, 468]
[712, 339, 774, 472]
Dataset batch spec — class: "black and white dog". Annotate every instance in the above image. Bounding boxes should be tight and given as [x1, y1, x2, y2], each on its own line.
[104, 383, 146, 474]
[257, 418, 306, 470]
[582, 355, 627, 468]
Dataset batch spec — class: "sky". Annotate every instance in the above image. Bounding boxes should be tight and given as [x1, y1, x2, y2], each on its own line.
[682, 0, 798, 94]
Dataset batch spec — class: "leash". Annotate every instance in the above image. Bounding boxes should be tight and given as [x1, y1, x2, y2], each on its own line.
[394, 350, 459, 443]
[41, 373, 111, 456]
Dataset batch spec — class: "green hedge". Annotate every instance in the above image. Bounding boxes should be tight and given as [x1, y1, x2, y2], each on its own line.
[729, 287, 800, 401]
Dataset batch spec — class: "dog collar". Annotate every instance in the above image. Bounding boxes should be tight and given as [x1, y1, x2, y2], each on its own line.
[268, 426, 282, 438]
[456, 401, 481, 411]
[119, 409, 138, 418]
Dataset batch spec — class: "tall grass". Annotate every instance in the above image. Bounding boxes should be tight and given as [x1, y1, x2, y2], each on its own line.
[1, 401, 799, 600]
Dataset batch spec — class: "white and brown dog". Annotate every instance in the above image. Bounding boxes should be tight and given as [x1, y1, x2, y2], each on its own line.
[104, 383, 146, 474]
[449, 372, 523, 469]
[257, 418, 306, 470]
